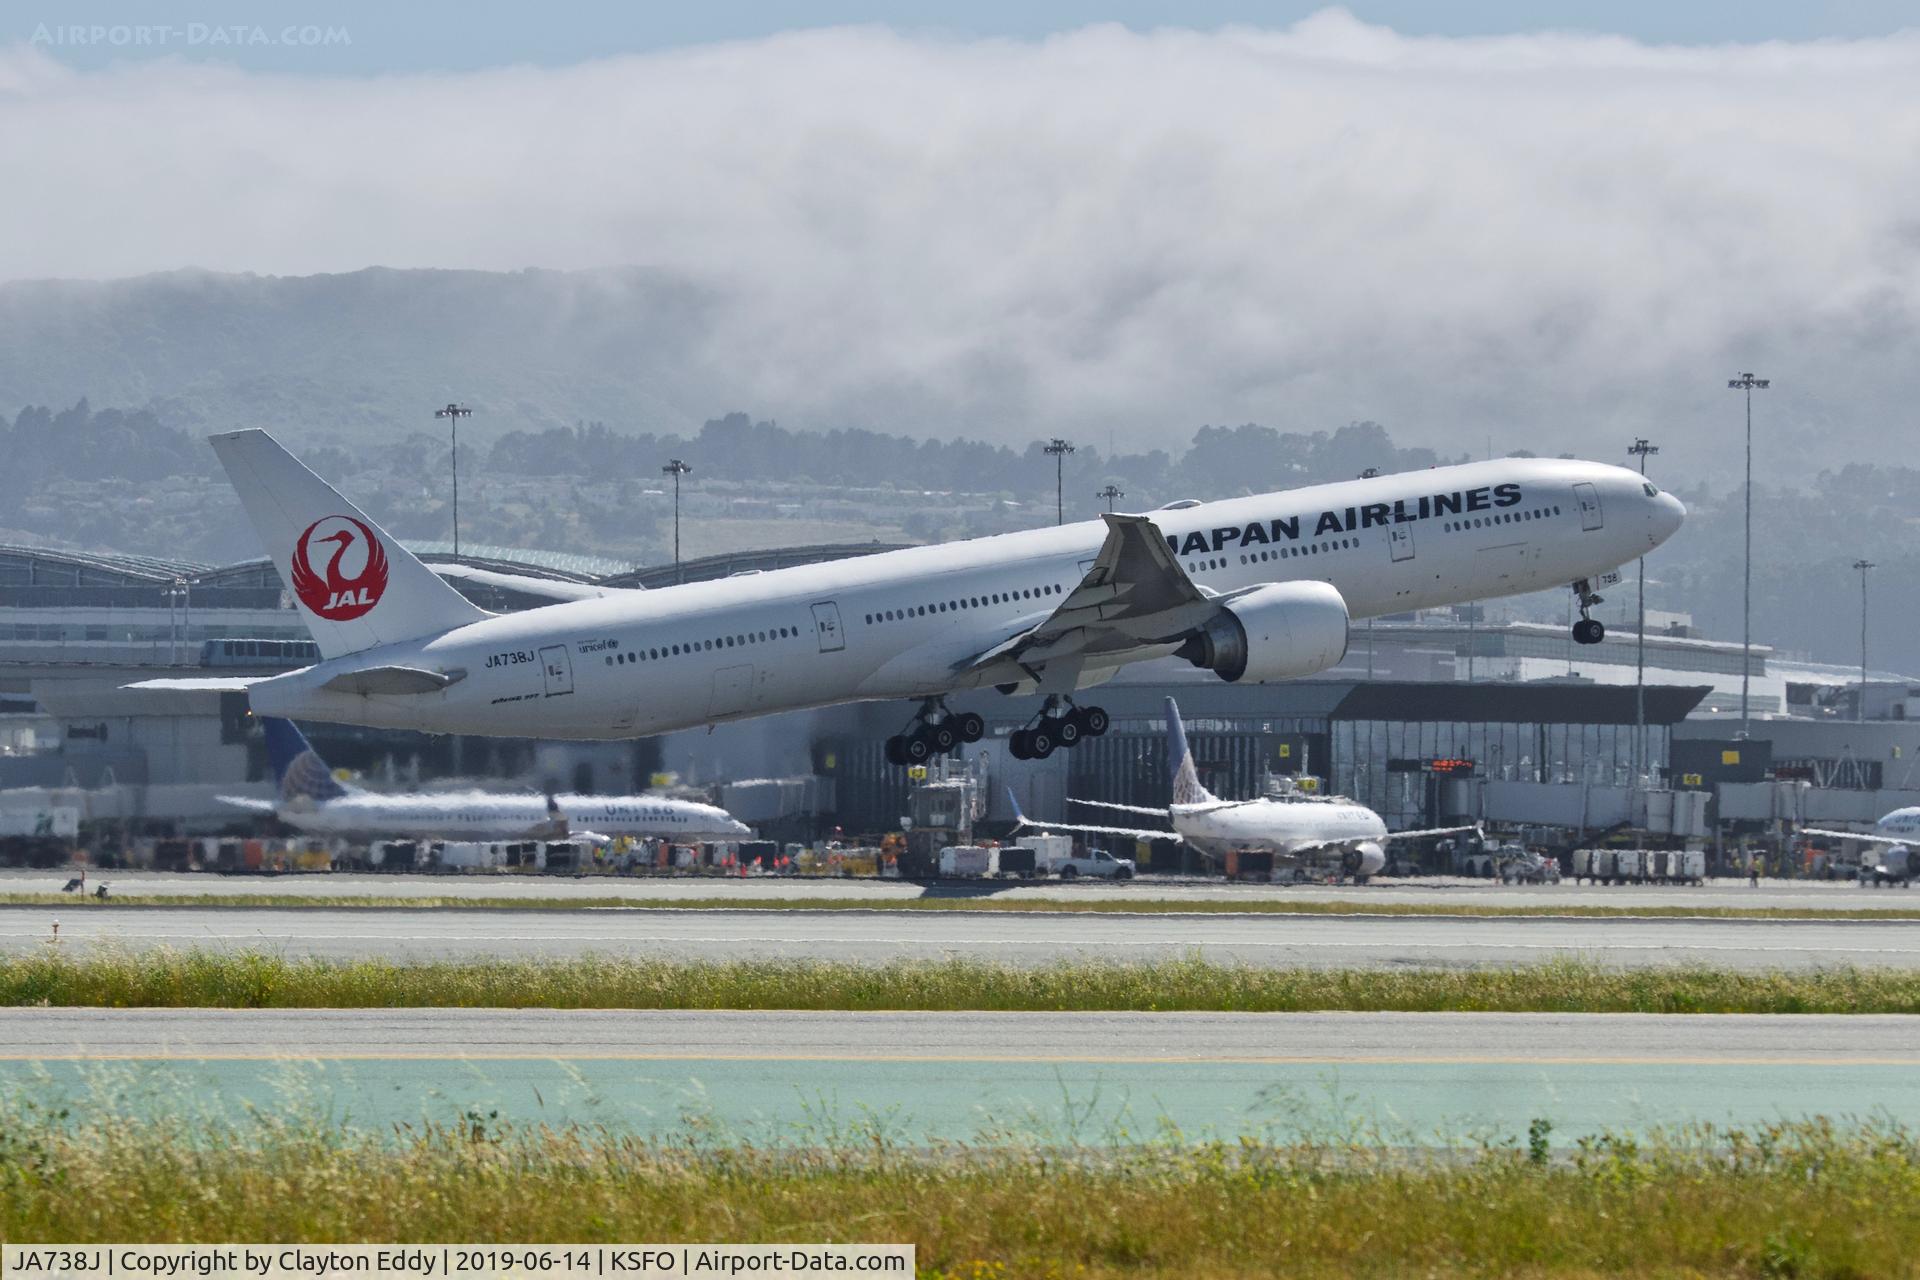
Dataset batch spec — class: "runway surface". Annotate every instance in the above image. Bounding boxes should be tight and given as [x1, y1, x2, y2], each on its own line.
[3, 1009, 1914, 1145]
[4, 903, 1918, 968]
[3, 869, 1902, 913]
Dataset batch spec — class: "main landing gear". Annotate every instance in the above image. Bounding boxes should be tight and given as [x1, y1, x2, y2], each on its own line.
[1007, 696, 1111, 761]
[1571, 579, 1606, 646]
[885, 698, 987, 766]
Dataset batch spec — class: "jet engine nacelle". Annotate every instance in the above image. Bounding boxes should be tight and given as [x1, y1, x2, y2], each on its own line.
[1342, 841, 1387, 880]
[1176, 581, 1350, 683]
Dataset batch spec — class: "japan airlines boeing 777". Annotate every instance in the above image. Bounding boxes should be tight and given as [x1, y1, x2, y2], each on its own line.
[219, 717, 749, 841]
[1009, 697, 1475, 880]
[138, 430, 1684, 759]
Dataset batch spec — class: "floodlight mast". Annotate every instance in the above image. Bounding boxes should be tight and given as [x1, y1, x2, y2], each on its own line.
[1044, 438, 1075, 525]
[434, 403, 472, 560]
[662, 459, 692, 576]
[1727, 373, 1769, 734]
[1854, 559, 1875, 722]
[1628, 437, 1658, 783]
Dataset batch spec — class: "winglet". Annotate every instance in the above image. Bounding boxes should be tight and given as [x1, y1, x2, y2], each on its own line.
[1005, 787, 1031, 828]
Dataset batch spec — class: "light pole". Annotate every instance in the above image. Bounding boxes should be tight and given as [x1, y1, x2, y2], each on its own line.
[1096, 483, 1124, 513]
[1044, 438, 1074, 525]
[1727, 373, 1769, 734]
[1359, 469, 1379, 677]
[435, 403, 472, 561]
[1629, 437, 1658, 782]
[662, 459, 691, 576]
[1854, 559, 1875, 722]
[165, 576, 190, 664]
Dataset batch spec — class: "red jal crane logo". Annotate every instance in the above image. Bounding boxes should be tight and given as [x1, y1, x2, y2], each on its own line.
[290, 516, 390, 621]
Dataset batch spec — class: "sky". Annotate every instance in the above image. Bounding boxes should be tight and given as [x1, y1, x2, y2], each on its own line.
[12, 2, 1920, 74]
[2, 4, 1918, 467]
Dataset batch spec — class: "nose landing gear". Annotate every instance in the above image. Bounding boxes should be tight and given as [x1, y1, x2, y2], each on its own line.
[1571, 579, 1606, 645]
[884, 698, 986, 766]
[1008, 696, 1111, 761]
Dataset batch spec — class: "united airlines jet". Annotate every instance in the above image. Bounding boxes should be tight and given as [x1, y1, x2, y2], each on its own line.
[220, 717, 749, 841]
[1801, 808, 1920, 887]
[141, 430, 1684, 760]
[1009, 697, 1475, 880]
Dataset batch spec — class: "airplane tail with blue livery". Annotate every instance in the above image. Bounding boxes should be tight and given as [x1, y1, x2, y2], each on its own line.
[263, 716, 352, 804]
[1165, 697, 1219, 806]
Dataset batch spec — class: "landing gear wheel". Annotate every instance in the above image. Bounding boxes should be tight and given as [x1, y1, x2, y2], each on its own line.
[930, 722, 959, 753]
[1027, 726, 1056, 759]
[1080, 706, 1111, 736]
[1049, 715, 1081, 749]
[884, 735, 909, 766]
[902, 732, 934, 765]
[954, 711, 986, 743]
[1009, 730, 1033, 761]
[1573, 618, 1605, 645]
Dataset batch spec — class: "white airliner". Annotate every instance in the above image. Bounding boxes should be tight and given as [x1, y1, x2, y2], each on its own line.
[219, 717, 749, 842]
[140, 430, 1684, 759]
[1801, 809, 1920, 886]
[1009, 697, 1474, 880]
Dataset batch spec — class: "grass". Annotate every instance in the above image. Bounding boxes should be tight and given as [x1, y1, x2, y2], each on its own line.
[5, 890, 1920, 920]
[3, 1106, 1918, 1277]
[7, 949, 1920, 1013]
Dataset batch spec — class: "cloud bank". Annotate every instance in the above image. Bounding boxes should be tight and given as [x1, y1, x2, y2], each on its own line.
[2, 9, 1919, 467]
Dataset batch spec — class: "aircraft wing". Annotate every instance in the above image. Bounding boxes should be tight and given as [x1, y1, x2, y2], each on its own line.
[1387, 823, 1483, 841]
[215, 795, 277, 813]
[1068, 797, 1169, 817]
[1800, 827, 1910, 847]
[955, 513, 1214, 681]
[1007, 786, 1179, 843]
[1012, 813, 1182, 843]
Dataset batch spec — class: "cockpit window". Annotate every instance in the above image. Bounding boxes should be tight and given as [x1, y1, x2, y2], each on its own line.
[1643, 482, 1658, 497]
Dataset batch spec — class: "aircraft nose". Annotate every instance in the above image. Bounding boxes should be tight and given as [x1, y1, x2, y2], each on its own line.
[1652, 490, 1686, 542]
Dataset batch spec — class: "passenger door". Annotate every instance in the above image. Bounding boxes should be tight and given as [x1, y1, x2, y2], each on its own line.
[1388, 525, 1415, 563]
[539, 645, 573, 697]
[811, 601, 845, 653]
[1574, 482, 1604, 531]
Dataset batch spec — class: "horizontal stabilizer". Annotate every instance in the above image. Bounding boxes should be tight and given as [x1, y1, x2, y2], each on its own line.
[123, 676, 259, 692]
[320, 666, 467, 696]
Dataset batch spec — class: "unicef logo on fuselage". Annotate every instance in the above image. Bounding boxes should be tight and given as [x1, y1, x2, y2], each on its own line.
[290, 515, 390, 622]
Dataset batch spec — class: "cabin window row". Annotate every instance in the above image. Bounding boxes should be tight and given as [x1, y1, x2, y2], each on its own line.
[604, 625, 802, 666]
[864, 583, 1064, 627]
[1444, 505, 1560, 532]
[1188, 537, 1359, 574]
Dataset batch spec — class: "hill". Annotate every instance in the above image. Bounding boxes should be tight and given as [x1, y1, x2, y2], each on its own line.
[0, 267, 725, 445]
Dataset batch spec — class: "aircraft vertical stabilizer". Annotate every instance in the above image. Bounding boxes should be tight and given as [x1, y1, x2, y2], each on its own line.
[262, 717, 350, 803]
[1165, 697, 1218, 805]
[211, 429, 487, 660]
